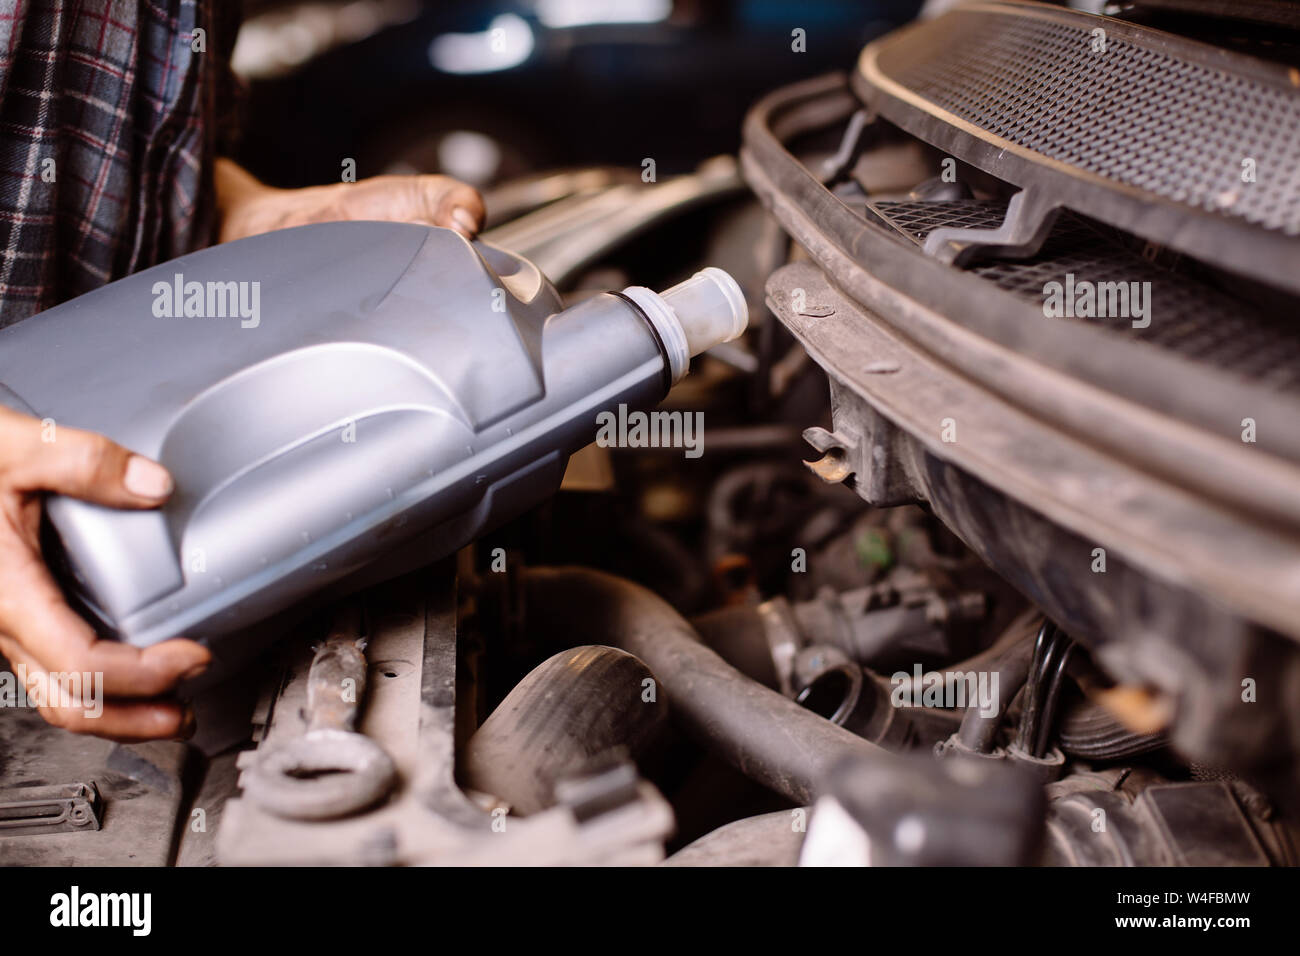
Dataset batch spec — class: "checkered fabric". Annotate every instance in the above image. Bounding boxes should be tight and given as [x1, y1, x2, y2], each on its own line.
[0, 1, 239, 326]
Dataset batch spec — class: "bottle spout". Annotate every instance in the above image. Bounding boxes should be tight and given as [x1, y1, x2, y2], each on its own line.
[620, 267, 749, 385]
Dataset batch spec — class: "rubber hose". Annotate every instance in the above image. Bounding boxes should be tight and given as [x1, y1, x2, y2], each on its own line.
[957, 635, 1036, 753]
[521, 567, 886, 804]
[1058, 695, 1168, 760]
[689, 604, 780, 689]
[463, 645, 666, 815]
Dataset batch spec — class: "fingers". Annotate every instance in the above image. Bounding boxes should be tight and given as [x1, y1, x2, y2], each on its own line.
[214, 172, 488, 241]
[0, 410, 199, 740]
[410, 175, 486, 237]
[0, 638, 195, 741]
[0, 536, 210, 697]
[55, 700, 194, 743]
[0, 407, 173, 508]
[350, 174, 485, 237]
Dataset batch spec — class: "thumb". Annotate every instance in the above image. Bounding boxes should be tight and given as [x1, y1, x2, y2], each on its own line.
[6, 413, 173, 508]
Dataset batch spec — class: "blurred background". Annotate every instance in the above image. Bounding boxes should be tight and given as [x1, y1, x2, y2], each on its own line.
[230, 0, 923, 189]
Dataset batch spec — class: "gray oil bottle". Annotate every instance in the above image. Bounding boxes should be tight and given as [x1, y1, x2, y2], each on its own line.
[0, 222, 747, 668]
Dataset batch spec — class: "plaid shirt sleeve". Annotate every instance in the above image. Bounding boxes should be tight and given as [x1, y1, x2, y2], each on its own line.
[0, 0, 240, 326]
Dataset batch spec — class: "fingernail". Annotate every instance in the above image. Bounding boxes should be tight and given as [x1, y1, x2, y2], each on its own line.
[180, 660, 209, 682]
[124, 455, 173, 499]
[452, 207, 478, 234]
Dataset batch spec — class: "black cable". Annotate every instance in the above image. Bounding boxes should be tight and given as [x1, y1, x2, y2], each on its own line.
[1015, 621, 1057, 752]
[1034, 640, 1076, 757]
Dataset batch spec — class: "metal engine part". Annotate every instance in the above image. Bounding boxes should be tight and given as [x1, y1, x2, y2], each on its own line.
[1043, 771, 1295, 866]
[215, 565, 673, 866]
[241, 604, 397, 821]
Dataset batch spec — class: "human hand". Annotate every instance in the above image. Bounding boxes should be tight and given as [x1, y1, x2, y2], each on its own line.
[216, 158, 486, 243]
[0, 408, 210, 740]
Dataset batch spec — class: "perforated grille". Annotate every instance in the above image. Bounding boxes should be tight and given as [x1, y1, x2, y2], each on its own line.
[867, 199, 1300, 391]
[878, 6, 1300, 234]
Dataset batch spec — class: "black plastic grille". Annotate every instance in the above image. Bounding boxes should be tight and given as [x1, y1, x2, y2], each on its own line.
[1131, 0, 1300, 29]
[879, 6, 1300, 235]
[867, 199, 1300, 391]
